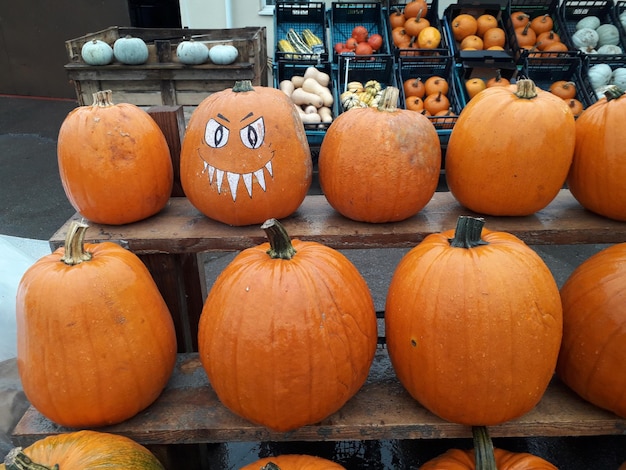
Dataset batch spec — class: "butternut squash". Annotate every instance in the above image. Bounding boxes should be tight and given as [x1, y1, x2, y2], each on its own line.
[291, 88, 324, 108]
[304, 66, 330, 87]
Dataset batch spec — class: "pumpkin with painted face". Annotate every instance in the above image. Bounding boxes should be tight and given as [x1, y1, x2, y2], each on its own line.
[180, 80, 312, 226]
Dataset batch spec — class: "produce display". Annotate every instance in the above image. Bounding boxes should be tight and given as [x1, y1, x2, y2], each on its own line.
[278, 66, 334, 125]
[510, 11, 569, 52]
[278, 28, 325, 58]
[389, 0, 444, 51]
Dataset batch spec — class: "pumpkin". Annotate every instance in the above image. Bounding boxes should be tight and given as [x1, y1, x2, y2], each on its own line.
[556, 242, 626, 418]
[420, 426, 558, 469]
[240, 454, 346, 469]
[445, 78, 575, 216]
[57, 89, 173, 225]
[198, 218, 377, 431]
[385, 216, 562, 426]
[567, 85, 626, 221]
[596, 23, 620, 46]
[318, 86, 441, 223]
[113, 35, 149, 65]
[208, 44, 239, 65]
[0, 431, 164, 470]
[176, 39, 209, 64]
[80, 39, 113, 65]
[15, 221, 177, 428]
[180, 80, 312, 226]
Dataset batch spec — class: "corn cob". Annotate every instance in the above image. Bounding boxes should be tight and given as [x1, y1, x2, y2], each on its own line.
[302, 29, 323, 48]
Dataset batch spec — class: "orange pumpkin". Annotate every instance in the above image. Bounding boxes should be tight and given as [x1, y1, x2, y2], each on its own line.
[57, 90, 173, 225]
[567, 85, 626, 221]
[0, 430, 164, 470]
[421, 427, 558, 469]
[15, 221, 177, 428]
[446, 78, 575, 216]
[385, 216, 562, 426]
[198, 219, 377, 432]
[240, 454, 346, 469]
[180, 80, 312, 226]
[318, 87, 441, 223]
[557, 242, 626, 419]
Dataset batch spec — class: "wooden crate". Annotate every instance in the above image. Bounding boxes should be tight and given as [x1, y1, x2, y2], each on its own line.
[64, 26, 268, 106]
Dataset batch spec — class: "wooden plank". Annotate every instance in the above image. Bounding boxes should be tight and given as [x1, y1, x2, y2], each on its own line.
[12, 350, 626, 447]
[49, 190, 626, 255]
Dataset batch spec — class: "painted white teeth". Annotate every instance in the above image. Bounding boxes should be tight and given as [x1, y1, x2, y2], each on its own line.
[202, 160, 273, 201]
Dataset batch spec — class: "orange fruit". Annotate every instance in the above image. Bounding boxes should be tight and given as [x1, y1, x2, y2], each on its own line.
[482, 27, 506, 49]
[460, 34, 484, 50]
[476, 14, 499, 37]
[451, 13, 478, 41]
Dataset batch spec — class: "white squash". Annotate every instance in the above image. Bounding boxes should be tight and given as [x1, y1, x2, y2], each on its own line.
[620, 10, 626, 30]
[596, 23, 620, 46]
[576, 15, 601, 30]
[176, 39, 209, 65]
[81, 39, 113, 66]
[572, 27, 599, 51]
[588, 62, 613, 89]
[597, 44, 623, 54]
[208, 44, 239, 65]
[610, 67, 626, 88]
[113, 35, 149, 65]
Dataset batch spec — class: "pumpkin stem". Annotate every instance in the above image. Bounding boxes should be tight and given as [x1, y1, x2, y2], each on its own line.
[233, 80, 254, 93]
[260, 463, 281, 470]
[448, 216, 489, 248]
[376, 86, 400, 112]
[603, 84, 625, 101]
[473, 426, 498, 470]
[4, 447, 59, 470]
[261, 218, 297, 260]
[514, 78, 538, 99]
[60, 220, 93, 265]
[92, 89, 114, 108]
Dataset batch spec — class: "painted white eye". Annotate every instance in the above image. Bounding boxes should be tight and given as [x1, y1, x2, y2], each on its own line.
[205, 118, 229, 148]
[240, 117, 265, 149]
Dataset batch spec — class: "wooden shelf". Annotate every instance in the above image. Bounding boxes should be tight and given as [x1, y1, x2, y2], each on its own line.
[12, 349, 626, 447]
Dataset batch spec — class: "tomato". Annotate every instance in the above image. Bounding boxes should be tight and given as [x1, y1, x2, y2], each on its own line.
[367, 33, 384, 51]
[352, 25, 369, 43]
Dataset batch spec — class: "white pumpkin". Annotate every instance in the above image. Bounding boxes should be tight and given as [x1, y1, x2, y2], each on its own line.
[597, 44, 623, 54]
[576, 15, 601, 30]
[572, 27, 599, 52]
[620, 10, 626, 30]
[176, 39, 209, 65]
[113, 35, 149, 65]
[208, 44, 239, 65]
[596, 23, 620, 46]
[588, 62, 613, 89]
[81, 39, 113, 66]
[611, 67, 626, 88]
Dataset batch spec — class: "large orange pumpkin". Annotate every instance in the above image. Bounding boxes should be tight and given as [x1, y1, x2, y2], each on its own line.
[57, 90, 173, 225]
[318, 86, 441, 223]
[557, 242, 626, 418]
[385, 216, 562, 425]
[445, 78, 575, 216]
[0, 431, 164, 470]
[180, 80, 312, 226]
[16, 221, 177, 428]
[567, 85, 626, 221]
[240, 454, 346, 469]
[420, 426, 558, 469]
[198, 218, 377, 432]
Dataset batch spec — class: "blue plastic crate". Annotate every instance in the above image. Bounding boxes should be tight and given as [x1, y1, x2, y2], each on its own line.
[274, 2, 329, 61]
[336, 55, 397, 104]
[330, 2, 392, 62]
[396, 56, 465, 137]
[387, 0, 451, 57]
[273, 60, 337, 146]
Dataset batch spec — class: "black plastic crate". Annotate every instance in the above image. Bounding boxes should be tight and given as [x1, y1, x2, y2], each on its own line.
[455, 57, 519, 104]
[442, 0, 515, 61]
[581, 53, 626, 102]
[330, 2, 392, 62]
[274, 2, 329, 61]
[507, 0, 573, 62]
[559, 0, 626, 58]
[521, 55, 595, 111]
[387, 0, 451, 57]
[273, 60, 338, 145]
[335, 55, 398, 112]
[615, 0, 626, 35]
[397, 56, 465, 136]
